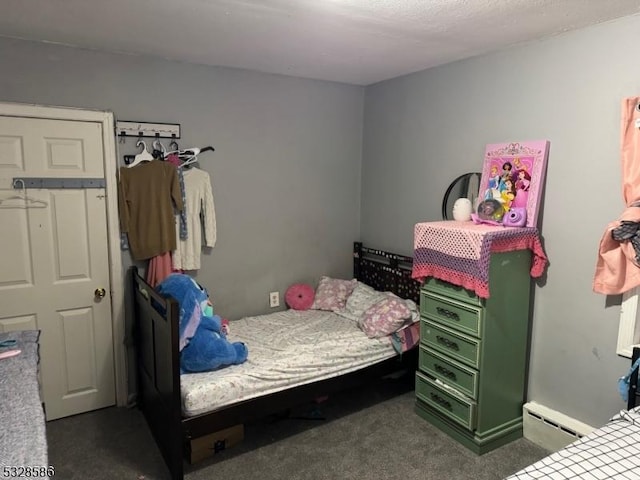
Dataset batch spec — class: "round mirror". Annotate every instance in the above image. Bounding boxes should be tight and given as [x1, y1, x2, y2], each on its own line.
[442, 172, 481, 220]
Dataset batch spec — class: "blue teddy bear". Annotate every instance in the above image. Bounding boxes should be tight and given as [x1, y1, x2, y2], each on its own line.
[156, 274, 248, 373]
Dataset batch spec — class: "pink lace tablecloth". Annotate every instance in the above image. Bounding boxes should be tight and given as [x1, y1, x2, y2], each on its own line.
[412, 220, 548, 298]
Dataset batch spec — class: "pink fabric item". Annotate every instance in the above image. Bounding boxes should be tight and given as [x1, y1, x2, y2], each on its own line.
[0, 349, 21, 360]
[146, 251, 174, 288]
[492, 234, 548, 277]
[391, 321, 420, 353]
[165, 153, 182, 167]
[358, 296, 412, 338]
[412, 221, 548, 298]
[415, 264, 489, 298]
[311, 276, 357, 312]
[593, 97, 640, 295]
[285, 283, 315, 310]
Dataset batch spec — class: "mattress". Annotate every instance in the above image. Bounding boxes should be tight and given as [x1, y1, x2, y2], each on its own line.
[180, 309, 396, 417]
[505, 407, 640, 479]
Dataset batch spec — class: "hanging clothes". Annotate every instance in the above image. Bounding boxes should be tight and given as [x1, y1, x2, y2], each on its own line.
[172, 167, 216, 270]
[146, 251, 174, 287]
[118, 161, 183, 261]
[165, 153, 188, 240]
[594, 97, 640, 294]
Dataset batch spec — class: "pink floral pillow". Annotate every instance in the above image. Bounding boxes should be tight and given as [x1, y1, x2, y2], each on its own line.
[358, 295, 412, 338]
[310, 276, 357, 312]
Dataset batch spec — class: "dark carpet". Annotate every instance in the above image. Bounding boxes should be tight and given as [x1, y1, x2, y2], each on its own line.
[46, 376, 549, 480]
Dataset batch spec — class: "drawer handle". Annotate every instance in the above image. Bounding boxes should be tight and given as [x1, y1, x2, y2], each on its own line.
[436, 307, 460, 321]
[434, 364, 457, 381]
[430, 392, 452, 411]
[436, 335, 460, 351]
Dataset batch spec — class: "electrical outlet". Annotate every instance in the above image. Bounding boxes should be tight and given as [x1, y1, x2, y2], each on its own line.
[269, 291, 280, 308]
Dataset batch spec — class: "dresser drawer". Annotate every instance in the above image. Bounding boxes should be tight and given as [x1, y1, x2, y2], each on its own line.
[419, 346, 478, 399]
[422, 277, 482, 306]
[421, 320, 480, 368]
[420, 291, 481, 337]
[415, 372, 476, 430]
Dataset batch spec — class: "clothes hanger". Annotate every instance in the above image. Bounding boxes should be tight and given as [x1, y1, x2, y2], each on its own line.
[178, 146, 215, 169]
[0, 179, 48, 209]
[126, 140, 154, 168]
[179, 156, 199, 169]
[163, 146, 215, 158]
[152, 137, 167, 160]
[163, 140, 182, 159]
[179, 146, 215, 159]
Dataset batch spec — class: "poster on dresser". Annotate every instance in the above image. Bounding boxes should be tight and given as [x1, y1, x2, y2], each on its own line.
[479, 140, 550, 228]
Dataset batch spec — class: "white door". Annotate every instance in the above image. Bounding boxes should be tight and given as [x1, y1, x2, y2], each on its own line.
[0, 115, 115, 420]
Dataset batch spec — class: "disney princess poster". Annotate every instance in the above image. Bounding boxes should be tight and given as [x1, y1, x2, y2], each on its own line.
[479, 140, 550, 228]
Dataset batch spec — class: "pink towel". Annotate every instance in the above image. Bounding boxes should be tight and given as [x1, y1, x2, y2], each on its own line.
[593, 98, 640, 294]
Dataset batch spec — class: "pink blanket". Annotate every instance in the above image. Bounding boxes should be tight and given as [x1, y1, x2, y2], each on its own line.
[412, 221, 548, 298]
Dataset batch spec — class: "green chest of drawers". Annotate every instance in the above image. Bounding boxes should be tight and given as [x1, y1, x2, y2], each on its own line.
[414, 250, 532, 454]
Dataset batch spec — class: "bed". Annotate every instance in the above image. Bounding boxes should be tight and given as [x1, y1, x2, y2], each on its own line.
[131, 241, 421, 480]
[0, 330, 50, 479]
[505, 347, 640, 480]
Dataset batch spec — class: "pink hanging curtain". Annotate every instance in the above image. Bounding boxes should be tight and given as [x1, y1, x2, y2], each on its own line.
[593, 97, 640, 294]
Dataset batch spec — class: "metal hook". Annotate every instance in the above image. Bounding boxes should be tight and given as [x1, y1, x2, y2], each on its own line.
[12, 178, 26, 193]
[153, 138, 166, 155]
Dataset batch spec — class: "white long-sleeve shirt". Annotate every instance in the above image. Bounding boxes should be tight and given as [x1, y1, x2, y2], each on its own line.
[173, 167, 216, 270]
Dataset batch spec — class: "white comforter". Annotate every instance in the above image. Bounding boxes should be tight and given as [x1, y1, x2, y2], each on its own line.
[180, 309, 397, 417]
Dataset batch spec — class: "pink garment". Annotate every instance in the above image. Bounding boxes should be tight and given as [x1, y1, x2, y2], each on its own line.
[146, 251, 173, 288]
[165, 153, 181, 168]
[593, 98, 640, 294]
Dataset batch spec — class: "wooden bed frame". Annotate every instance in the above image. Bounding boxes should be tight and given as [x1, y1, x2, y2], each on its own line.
[131, 241, 421, 480]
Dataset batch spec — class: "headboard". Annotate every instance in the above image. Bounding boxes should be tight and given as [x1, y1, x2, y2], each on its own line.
[353, 241, 420, 304]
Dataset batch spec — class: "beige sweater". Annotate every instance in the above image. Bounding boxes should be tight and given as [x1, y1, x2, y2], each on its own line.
[172, 168, 217, 270]
[118, 161, 183, 260]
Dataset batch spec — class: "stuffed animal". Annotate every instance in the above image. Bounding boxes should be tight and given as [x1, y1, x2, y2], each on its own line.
[156, 274, 248, 373]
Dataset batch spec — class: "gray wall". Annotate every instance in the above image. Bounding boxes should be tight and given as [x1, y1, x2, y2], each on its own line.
[362, 14, 640, 427]
[0, 37, 364, 320]
[0, 37, 363, 399]
[3, 13, 638, 429]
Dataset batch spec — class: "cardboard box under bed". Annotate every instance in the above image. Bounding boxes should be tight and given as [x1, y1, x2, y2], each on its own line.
[187, 424, 244, 464]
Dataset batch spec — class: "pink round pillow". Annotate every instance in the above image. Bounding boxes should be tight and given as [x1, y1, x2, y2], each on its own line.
[285, 283, 315, 310]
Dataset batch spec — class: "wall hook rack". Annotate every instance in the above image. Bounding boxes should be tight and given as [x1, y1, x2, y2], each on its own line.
[116, 121, 181, 139]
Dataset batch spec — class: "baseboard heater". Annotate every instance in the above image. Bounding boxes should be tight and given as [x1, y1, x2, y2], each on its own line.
[523, 401, 595, 452]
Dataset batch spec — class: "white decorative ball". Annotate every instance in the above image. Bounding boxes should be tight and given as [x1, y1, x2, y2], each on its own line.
[453, 198, 473, 221]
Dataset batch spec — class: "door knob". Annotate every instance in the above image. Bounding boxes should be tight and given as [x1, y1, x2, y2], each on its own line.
[94, 287, 106, 299]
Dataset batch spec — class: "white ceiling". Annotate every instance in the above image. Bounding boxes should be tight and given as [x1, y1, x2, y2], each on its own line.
[2, 0, 639, 85]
